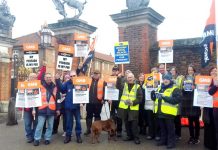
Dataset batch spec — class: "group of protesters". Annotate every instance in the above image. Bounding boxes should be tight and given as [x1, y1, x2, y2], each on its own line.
[19, 63, 218, 150]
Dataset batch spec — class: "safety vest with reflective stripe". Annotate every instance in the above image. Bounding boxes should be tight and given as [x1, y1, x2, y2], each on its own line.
[212, 89, 218, 108]
[119, 83, 140, 110]
[154, 86, 178, 116]
[89, 79, 104, 101]
[38, 86, 56, 111]
[175, 76, 184, 89]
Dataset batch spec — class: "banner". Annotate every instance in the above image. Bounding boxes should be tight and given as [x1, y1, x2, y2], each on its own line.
[200, 0, 216, 67]
[158, 40, 174, 63]
[56, 44, 74, 71]
[193, 76, 213, 107]
[114, 41, 130, 64]
[104, 76, 119, 101]
[15, 80, 42, 108]
[73, 77, 90, 103]
[23, 43, 39, 68]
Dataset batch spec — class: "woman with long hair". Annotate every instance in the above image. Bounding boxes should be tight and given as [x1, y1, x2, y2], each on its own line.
[181, 64, 201, 144]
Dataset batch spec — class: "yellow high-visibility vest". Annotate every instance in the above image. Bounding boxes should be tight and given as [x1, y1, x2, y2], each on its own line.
[154, 86, 178, 116]
[119, 83, 140, 110]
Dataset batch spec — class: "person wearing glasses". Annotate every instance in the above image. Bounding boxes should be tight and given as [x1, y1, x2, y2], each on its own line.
[55, 70, 82, 144]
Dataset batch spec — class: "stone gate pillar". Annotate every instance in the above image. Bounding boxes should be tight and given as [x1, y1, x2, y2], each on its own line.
[48, 18, 97, 70]
[111, 7, 164, 75]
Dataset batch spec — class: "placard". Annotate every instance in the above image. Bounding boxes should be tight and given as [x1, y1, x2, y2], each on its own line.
[23, 43, 39, 68]
[104, 86, 119, 101]
[15, 89, 26, 107]
[158, 47, 173, 63]
[73, 77, 90, 103]
[114, 41, 130, 64]
[74, 43, 88, 57]
[56, 44, 74, 71]
[183, 80, 193, 91]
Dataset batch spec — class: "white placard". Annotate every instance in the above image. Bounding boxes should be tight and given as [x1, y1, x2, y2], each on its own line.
[56, 55, 73, 71]
[193, 89, 213, 108]
[15, 90, 26, 107]
[24, 54, 39, 68]
[158, 48, 173, 63]
[104, 86, 119, 101]
[145, 88, 157, 100]
[25, 88, 42, 108]
[74, 44, 88, 57]
[73, 85, 89, 103]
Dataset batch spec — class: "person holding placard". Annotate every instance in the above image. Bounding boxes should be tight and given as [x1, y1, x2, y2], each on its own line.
[170, 66, 184, 140]
[55, 71, 83, 144]
[22, 73, 38, 143]
[108, 66, 123, 137]
[144, 67, 159, 140]
[33, 73, 61, 146]
[206, 67, 218, 150]
[84, 70, 106, 136]
[118, 73, 143, 144]
[181, 65, 201, 145]
[151, 73, 182, 149]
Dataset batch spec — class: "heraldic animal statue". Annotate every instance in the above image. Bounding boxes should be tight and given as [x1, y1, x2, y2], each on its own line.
[52, 0, 87, 19]
[126, 0, 150, 10]
[0, 0, 15, 28]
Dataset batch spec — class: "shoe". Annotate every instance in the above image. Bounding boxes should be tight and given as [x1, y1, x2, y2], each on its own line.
[187, 137, 194, 144]
[76, 136, 82, 143]
[33, 140, 39, 146]
[44, 140, 50, 145]
[62, 132, 66, 137]
[155, 136, 160, 141]
[27, 138, 34, 143]
[64, 136, 71, 144]
[157, 141, 167, 146]
[117, 132, 122, 137]
[167, 144, 175, 149]
[134, 138, 140, 144]
[123, 136, 133, 141]
[84, 130, 91, 136]
[193, 139, 200, 144]
[146, 136, 153, 140]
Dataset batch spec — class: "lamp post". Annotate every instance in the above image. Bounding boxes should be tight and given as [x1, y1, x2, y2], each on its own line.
[40, 24, 52, 61]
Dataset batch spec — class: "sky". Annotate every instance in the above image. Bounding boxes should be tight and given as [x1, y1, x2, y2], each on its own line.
[6, 0, 216, 55]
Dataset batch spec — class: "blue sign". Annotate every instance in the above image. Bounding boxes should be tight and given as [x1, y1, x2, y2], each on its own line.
[114, 41, 130, 64]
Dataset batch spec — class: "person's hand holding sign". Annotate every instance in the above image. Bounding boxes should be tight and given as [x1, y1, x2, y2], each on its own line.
[55, 73, 61, 79]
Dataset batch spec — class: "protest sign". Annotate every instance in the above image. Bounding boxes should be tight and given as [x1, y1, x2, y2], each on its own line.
[73, 77, 90, 103]
[114, 41, 130, 64]
[56, 44, 74, 71]
[104, 76, 119, 101]
[74, 33, 89, 57]
[144, 73, 160, 100]
[23, 43, 39, 68]
[193, 76, 213, 108]
[15, 82, 26, 108]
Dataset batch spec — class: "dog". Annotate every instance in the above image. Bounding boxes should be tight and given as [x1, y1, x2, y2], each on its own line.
[91, 119, 116, 144]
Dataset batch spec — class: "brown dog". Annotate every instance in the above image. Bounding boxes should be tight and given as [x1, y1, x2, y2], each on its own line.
[91, 119, 116, 144]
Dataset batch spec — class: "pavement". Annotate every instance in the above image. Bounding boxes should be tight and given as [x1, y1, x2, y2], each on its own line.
[0, 104, 208, 150]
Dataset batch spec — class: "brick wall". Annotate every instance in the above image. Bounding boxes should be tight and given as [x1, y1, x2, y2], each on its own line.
[0, 62, 11, 101]
[150, 38, 216, 75]
[118, 24, 157, 76]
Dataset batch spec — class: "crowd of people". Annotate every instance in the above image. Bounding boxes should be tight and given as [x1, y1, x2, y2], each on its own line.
[20, 63, 218, 150]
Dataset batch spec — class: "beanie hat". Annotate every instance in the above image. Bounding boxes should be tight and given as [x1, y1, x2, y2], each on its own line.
[162, 73, 172, 80]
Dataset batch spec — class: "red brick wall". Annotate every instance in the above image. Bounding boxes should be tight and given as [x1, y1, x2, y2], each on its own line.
[118, 24, 157, 76]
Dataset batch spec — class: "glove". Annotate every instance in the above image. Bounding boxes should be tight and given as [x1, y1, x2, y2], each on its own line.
[156, 93, 162, 100]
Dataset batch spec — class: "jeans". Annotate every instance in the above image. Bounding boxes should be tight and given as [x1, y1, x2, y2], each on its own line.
[24, 111, 37, 140]
[65, 109, 82, 137]
[34, 115, 54, 141]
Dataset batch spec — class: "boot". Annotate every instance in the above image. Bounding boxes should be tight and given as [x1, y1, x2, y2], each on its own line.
[64, 136, 71, 144]
[84, 119, 92, 136]
[76, 135, 82, 143]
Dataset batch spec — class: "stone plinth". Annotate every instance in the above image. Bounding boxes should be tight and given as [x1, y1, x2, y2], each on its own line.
[0, 36, 16, 112]
[48, 18, 97, 70]
[111, 7, 164, 75]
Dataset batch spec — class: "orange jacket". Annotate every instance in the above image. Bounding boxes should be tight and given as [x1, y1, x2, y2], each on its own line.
[88, 79, 104, 101]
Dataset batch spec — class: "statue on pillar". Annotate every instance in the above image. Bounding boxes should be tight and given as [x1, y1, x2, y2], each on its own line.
[0, 0, 15, 29]
[52, 0, 87, 19]
[126, 0, 150, 10]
